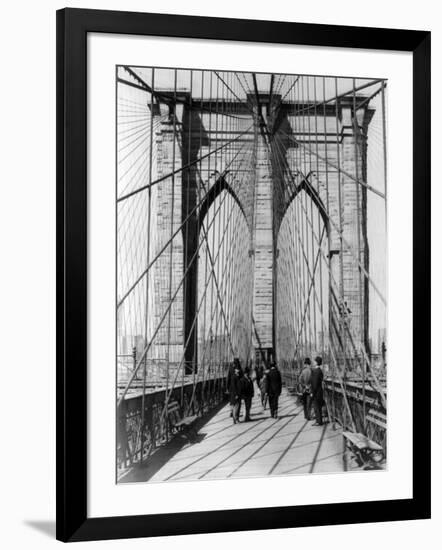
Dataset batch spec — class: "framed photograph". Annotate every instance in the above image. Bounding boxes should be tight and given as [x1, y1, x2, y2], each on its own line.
[57, 8, 431, 542]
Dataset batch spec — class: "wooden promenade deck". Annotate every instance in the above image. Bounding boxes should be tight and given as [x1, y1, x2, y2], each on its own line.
[120, 387, 344, 483]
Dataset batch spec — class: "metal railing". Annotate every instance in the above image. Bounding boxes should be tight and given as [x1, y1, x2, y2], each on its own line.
[117, 373, 227, 472]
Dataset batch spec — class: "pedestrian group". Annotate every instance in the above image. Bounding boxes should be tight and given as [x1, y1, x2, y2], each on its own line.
[227, 355, 324, 425]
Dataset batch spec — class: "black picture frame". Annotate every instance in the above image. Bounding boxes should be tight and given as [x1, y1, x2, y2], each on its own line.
[56, 7, 431, 542]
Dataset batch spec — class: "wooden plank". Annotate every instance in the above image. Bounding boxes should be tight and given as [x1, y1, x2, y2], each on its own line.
[175, 415, 198, 427]
[137, 388, 345, 482]
[342, 431, 382, 451]
[366, 409, 387, 429]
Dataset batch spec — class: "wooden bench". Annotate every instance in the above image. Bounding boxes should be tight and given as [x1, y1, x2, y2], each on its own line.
[167, 400, 198, 442]
[366, 408, 387, 430]
[343, 431, 384, 470]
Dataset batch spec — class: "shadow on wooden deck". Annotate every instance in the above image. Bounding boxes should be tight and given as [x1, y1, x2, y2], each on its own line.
[119, 400, 227, 483]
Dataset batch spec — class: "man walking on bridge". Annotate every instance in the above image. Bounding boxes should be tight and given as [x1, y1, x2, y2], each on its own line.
[227, 358, 243, 419]
[310, 356, 324, 426]
[241, 367, 254, 422]
[267, 362, 282, 419]
[254, 363, 264, 389]
[300, 357, 312, 420]
[259, 368, 269, 410]
[229, 363, 243, 424]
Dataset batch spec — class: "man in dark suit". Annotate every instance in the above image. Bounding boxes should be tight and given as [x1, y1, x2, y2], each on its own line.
[229, 364, 243, 424]
[310, 356, 324, 426]
[254, 363, 264, 389]
[227, 358, 243, 418]
[267, 362, 282, 418]
[240, 367, 254, 421]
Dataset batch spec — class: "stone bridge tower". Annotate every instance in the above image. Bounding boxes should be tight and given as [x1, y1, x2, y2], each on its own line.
[152, 89, 374, 372]
[270, 96, 374, 358]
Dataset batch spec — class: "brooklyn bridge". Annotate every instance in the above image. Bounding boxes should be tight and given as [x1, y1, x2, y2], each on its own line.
[116, 67, 387, 483]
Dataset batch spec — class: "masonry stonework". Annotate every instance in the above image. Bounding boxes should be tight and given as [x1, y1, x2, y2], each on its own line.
[152, 95, 373, 370]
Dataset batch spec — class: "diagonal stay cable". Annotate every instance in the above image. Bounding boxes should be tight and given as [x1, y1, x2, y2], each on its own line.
[293, 227, 326, 353]
[271, 131, 386, 306]
[274, 124, 385, 199]
[117, 144, 255, 405]
[117, 138, 252, 308]
[159, 183, 252, 417]
[289, 78, 384, 117]
[213, 71, 255, 116]
[120, 67, 244, 121]
[270, 137, 357, 429]
[117, 123, 253, 203]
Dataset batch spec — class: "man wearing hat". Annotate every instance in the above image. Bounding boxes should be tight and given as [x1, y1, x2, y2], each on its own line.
[229, 362, 243, 424]
[310, 356, 324, 426]
[240, 366, 255, 421]
[299, 357, 312, 420]
[267, 361, 282, 418]
[226, 357, 243, 418]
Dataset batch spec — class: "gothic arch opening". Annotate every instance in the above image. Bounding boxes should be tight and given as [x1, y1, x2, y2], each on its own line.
[276, 188, 330, 379]
[196, 189, 253, 376]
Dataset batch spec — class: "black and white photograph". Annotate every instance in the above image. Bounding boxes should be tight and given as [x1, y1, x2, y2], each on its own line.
[0, 0, 435, 546]
[116, 67, 388, 484]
